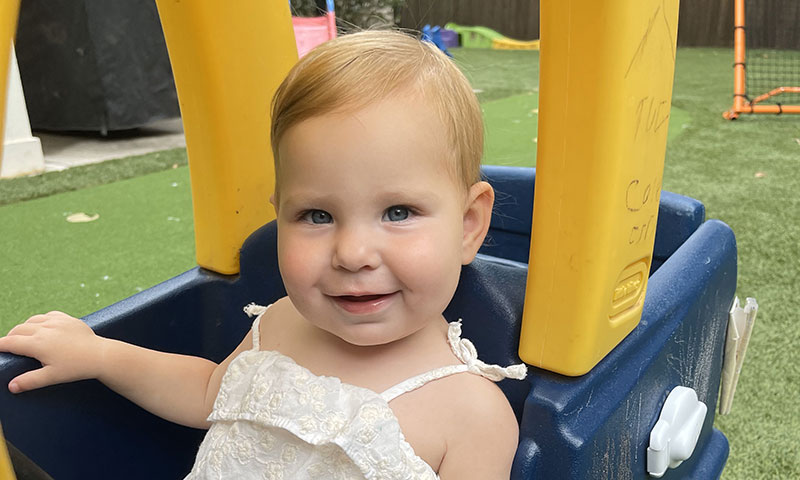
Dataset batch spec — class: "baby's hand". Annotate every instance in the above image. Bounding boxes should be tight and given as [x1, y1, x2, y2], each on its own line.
[0, 311, 105, 393]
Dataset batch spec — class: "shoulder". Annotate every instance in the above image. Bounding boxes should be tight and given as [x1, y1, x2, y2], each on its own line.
[437, 374, 519, 479]
[255, 297, 325, 356]
[388, 369, 518, 477]
[442, 373, 518, 437]
[256, 297, 300, 343]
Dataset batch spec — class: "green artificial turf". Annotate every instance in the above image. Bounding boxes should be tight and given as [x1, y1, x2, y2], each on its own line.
[483, 92, 539, 167]
[454, 49, 540, 103]
[0, 147, 188, 207]
[1, 47, 797, 479]
[0, 166, 195, 321]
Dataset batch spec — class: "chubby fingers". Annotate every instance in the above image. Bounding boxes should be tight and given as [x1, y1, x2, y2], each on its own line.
[0, 331, 41, 357]
[2, 312, 73, 341]
[0, 311, 97, 394]
[5, 322, 40, 337]
[0, 319, 53, 358]
[4, 313, 55, 336]
[7, 366, 57, 394]
[0, 334, 74, 394]
[25, 311, 72, 324]
[0, 334, 50, 394]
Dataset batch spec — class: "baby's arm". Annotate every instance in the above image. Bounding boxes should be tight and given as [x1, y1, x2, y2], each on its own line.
[0, 311, 238, 429]
[437, 380, 520, 479]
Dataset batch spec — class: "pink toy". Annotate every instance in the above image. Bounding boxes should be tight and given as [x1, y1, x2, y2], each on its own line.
[292, 0, 336, 57]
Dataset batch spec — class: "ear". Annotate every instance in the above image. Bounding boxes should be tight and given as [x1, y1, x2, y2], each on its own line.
[270, 193, 279, 216]
[461, 181, 494, 265]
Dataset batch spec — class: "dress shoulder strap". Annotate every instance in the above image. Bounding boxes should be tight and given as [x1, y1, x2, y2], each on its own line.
[243, 303, 271, 350]
[446, 320, 528, 381]
[380, 364, 469, 402]
[380, 320, 527, 403]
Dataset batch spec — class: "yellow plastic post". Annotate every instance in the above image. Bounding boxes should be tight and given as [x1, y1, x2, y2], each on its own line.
[0, 0, 21, 174]
[520, 0, 681, 376]
[154, 1, 298, 274]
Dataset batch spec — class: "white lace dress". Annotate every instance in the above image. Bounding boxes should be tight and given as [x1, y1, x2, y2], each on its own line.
[183, 304, 527, 480]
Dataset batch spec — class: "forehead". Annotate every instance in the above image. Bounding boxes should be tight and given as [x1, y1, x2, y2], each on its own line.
[276, 96, 460, 191]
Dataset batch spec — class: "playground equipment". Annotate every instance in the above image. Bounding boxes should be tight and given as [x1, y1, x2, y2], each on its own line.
[422, 24, 452, 57]
[446, 23, 540, 51]
[724, 0, 800, 119]
[523, 0, 681, 376]
[0, 0, 741, 478]
[291, 0, 336, 58]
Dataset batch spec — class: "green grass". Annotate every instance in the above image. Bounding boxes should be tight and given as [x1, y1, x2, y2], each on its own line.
[455, 49, 539, 103]
[0, 147, 188, 207]
[0, 167, 195, 321]
[1, 47, 798, 479]
[483, 92, 539, 167]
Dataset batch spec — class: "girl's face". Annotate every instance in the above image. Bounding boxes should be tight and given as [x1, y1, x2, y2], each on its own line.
[274, 96, 476, 347]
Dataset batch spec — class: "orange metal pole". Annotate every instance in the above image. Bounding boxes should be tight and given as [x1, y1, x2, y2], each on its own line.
[747, 104, 800, 114]
[749, 86, 800, 106]
[724, 0, 746, 119]
[724, 0, 800, 118]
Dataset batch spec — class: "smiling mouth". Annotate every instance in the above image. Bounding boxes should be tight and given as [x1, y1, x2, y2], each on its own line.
[330, 292, 398, 314]
[339, 294, 385, 302]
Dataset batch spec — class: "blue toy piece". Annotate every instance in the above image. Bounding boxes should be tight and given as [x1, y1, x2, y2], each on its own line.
[0, 166, 735, 479]
[422, 24, 452, 57]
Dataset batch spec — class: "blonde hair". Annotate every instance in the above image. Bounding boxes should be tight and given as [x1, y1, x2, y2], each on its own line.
[270, 30, 483, 193]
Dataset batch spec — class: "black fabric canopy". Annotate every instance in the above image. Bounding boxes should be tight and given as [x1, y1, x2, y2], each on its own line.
[15, 0, 180, 133]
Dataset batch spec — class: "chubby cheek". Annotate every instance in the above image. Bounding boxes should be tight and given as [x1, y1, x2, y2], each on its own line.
[277, 234, 324, 295]
[396, 231, 462, 309]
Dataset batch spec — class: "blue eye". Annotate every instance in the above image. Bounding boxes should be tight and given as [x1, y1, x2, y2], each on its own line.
[384, 206, 410, 222]
[304, 210, 332, 224]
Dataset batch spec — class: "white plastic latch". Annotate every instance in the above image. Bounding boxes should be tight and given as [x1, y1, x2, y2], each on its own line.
[647, 386, 707, 478]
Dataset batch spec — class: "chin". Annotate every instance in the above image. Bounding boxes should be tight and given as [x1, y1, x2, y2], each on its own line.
[338, 329, 398, 347]
[333, 323, 410, 348]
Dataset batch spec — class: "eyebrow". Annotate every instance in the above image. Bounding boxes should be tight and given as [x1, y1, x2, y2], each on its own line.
[278, 191, 339, 209]
[280, 189, 443, 207]
[376, 189, 443, 204]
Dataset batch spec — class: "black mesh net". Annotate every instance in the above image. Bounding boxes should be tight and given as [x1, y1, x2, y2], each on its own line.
[744, 0, 800, 105]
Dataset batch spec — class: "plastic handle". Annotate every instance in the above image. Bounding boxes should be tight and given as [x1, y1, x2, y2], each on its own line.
[647, 386, 707, 478]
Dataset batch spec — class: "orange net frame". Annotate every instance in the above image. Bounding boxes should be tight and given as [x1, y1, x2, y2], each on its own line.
[724, 0, 800, 119]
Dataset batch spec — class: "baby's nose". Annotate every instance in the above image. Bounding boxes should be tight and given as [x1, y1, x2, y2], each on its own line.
[332, 226, 380, 272]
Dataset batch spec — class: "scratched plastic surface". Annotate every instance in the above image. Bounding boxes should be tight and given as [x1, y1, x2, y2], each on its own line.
[520, 0, 683, 376]
[512, 219, 735, 479]
[481, 167, 733, 479]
